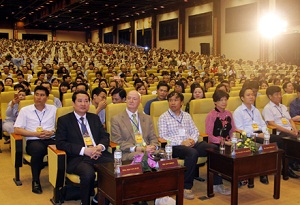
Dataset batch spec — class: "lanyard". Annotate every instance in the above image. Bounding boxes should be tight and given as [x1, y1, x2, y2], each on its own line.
[34, 110, 45, 126]
[245, 109, 254, 121]
[275, 105, 285, 117]
[129, 116, 140, 131]
[168, 110, 183, 124]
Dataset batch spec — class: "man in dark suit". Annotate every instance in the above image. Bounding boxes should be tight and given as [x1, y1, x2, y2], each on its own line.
[56, 90, 113, 205]
[111, 90, 158, 161]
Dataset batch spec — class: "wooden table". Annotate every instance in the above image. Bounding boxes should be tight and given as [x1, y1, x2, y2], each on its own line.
[282, 137, 300, 180]
[206, 147, 283, 205]
[94, 162, 185, 205]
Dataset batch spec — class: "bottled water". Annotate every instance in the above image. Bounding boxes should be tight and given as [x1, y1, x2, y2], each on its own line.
[165, 140, 172, 160]
[263, 131, 270, 145]
[114, 145, 122, 174]
[231, 136, 237, 156]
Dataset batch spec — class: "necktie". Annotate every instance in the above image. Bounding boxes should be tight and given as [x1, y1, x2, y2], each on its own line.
[132, 114, 139, 134]
[80, 117, 88, 135]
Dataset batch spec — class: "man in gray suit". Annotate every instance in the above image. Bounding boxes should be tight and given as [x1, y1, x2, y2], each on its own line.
[111, 90, 158, 160]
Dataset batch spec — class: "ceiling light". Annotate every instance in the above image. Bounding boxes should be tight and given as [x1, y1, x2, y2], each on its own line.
[105, 4, 109, 6]
[132, 6, 136, 9]
[86, 11, 90, 13]
[154, 7, 158, 10]
[95, 11, 98, 14]
[160, 6, 165, 8]
[116, 18, 120, 20]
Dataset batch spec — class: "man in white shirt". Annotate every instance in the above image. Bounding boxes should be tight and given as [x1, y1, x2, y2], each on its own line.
[14, 86, 57, 194]
[262, 85, 300, 178]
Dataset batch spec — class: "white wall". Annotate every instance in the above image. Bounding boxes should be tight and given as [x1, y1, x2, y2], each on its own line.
[91, 29, 99, 43]
[56, 30, 85, 42]
[185, 3, 213, 53]
[156, 11, 179, 50]
[0, 29, 13, 39]
[220, 0, 260, 61]
[17, 29, 52, 40]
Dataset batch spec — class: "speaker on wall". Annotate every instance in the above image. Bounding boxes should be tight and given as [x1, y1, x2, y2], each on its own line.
[200, 43, 210, 55]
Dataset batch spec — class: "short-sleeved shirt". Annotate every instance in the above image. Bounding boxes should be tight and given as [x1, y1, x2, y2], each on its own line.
[233, 103, 267, 137]
[14, 104, 57, 140]
[262, 101, 292, 133]
[158, 109, 199, 146]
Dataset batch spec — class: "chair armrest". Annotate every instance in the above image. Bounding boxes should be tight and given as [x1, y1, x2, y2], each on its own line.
[200, 133, 208, 143]
[11, 133, 23, 168]
[48, 145, 66, 155]
[267, 125, 277, 135]
[158, 137, 167, 148]
[110, 141, 118, 149]
[294, 121, 300, 125]
[47, 145, 66, 188]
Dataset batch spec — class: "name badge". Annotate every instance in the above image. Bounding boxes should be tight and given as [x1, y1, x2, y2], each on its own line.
[83, 135, 93, 147]
[178, 128, 185, 136]
[252, 123, 259, 131]
[281, 118, 288, 125]
[135, 133, 143, 145]
[36, 127, 43, 132]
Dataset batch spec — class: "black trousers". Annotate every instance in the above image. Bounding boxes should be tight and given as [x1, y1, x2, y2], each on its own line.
[26, 138, 56, 182]
[70, 152, 113, 205]
[172, 141, 222, 189]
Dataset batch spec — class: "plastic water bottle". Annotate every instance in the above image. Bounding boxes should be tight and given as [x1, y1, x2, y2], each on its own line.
[263, 131, 270, 145]
[165, 140, 172, 160]
[231, 136, 237, 156]
[114, 145, 122, 174]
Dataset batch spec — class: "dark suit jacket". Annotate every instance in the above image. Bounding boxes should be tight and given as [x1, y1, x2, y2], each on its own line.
[111, 110, 158, 160]
[56, 112, 110, 172]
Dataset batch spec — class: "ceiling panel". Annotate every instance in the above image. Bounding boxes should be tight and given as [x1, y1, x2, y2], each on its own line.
[0, 0, 211, 31]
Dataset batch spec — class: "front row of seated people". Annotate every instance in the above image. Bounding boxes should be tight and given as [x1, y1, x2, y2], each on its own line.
[11, 85, 300, 204]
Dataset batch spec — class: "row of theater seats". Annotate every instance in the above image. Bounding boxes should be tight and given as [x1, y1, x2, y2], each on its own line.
[8, 89, 298, 204]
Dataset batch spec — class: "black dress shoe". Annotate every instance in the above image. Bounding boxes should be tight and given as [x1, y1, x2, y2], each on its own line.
[290, 162, 300, 172]
[288, 167, 300, 179]
[32, 181, 42, 194]
[260, 176, 269, 184]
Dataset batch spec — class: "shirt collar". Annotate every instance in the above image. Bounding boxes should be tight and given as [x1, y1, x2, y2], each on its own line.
[269, 100, 281, 108]
[168, 108, 183, 118]
[73, 111, 87, 121]
[126, 108, 138, 118]
[32, 104, 48, 112]
[241, 103, 254, 111]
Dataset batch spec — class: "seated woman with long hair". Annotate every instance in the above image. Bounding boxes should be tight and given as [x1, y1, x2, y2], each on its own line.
[185, 83, 205, 113]
[59, 81, 70, 102]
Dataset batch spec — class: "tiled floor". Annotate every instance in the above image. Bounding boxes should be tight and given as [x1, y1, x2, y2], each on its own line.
[1, 141, 300, 205]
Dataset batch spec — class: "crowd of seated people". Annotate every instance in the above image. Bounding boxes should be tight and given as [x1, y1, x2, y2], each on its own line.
[1, 38, 300, 203]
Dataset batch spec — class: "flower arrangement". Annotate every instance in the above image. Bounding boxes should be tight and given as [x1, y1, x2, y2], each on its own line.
[236, 131, 258, 152]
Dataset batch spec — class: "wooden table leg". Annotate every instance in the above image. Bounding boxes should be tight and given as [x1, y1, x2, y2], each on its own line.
[231, 176, 238, 205]
[248, 178, 254, 188]
[99, 191, 105, 205]
[274, 154, 281, 199]
[207, 171, 214, 197]
[282, 155, 289, 180]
